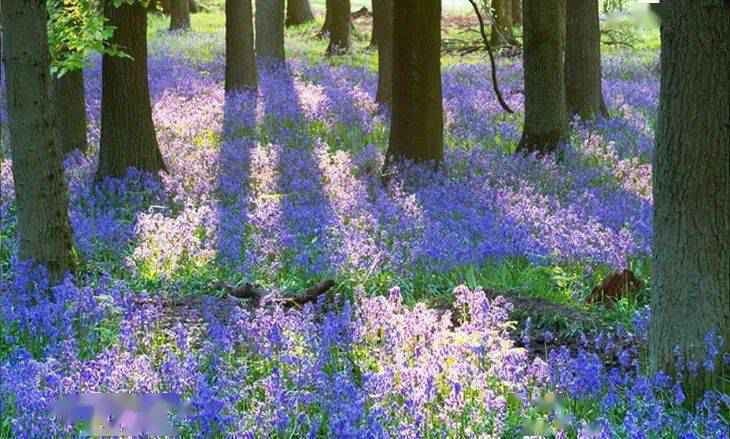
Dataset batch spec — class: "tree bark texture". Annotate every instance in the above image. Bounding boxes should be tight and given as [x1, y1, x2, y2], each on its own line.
[386, 0, 443, 166]
[517, 0, 568, 155]
[255, 0, 285, 61]
[53, 69, 88, 154]
[565, 0, 607, 120]
[512, 0, 522, 26]
[650, 0, 730, 404]
[169, 0, 191, 31]
[490, 0, 515, 47]
[286, 0, 315, 27]
[97, 1, 166, 180]
[2, 0, 75, 281]
[326, 0, 351, 55]
[373, 0, 393, 105]
[225, 0, 257, 91]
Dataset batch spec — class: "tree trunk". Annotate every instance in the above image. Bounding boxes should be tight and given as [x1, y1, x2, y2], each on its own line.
[517, 0, 568, 156]
[286, 0, 314, 27]
[319, 4, 331, 36]
[650, 0, 730, 405]
[255, 0, 285, 61]
[369, 6, 378, 48]
[490, 0, 515, 47]
[512, 0, 522, 26]
[385, 0, 443, 167]
[326, 0, 351, 55]
[565, 0, 607, 120]
[169, 0, 191, 31]
[53, 69, 88, 155]
[97, 1, 166, 180]
[189, 0, 199, 13]
[225, 0, 257, 91]
[2, 0, 75, 282]
[373, 0, 393, 105]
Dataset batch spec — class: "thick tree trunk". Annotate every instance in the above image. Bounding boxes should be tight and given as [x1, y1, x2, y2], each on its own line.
[326, 0, 351, 55]
[385, 0, 443, 166]
[517, 0, 568, 155]
[97, 2, 166, 180]
[169, 0, 191, 31]
[512, 0, 522, 26]
[373, 0, 393, 105]
[565, 0, 607, 120]
[490, 0, 515, 47]
[53, 69, 87, 155]
[255, 0, 285, 61]
[2, 0, 75, 282]
[225, 0, 257, 91]
[319, 5, 331, 36]
[286, 0, 314, 27]
[650, 1, 730, 404]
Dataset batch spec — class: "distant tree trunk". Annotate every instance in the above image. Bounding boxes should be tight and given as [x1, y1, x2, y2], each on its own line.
[650, 0, 730, 405]
[255, 0, 285, 61]
[490, 0, 515, 47]
[53, 69, 88, 154]
[565, 0, 607, 120]
[225, 0, 257, 91]
[385, 0, 442, 168]
[2, 0, 75, 282]
[169, 0, 191, 30]
[97, 2, 166, 180]
[512, 0, 522, 26]
[189, 0, 199, 13]
[374, 0, 393, 105]
[326, 0, 351, 55]
[286, 0, 314, 27]
[517, 0, 568, 155]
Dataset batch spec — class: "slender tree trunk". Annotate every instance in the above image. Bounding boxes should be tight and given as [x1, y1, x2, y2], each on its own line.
[97, 1, 166, 180]
[490, 0, 515, 47]
[255, 0, 285, 61]
[650, 1, 730, 405]
[189, 0, 199, 13]
[2, 0, 75, 282]
[286, 0, 314, 27]
[385, 0, 443, 167]
[512, 0, 522, 26]
[225, 0, 257, 91]
[374, 0, 393, 105]
[169, 0, 191, 31]
[326, 0, 351, 55]
[565, 0, 607, 120]
[517, 0, 568, 155]
[53, 70, 88, 155]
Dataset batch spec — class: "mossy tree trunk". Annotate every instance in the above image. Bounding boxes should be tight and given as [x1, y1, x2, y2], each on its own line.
[2, 0, 75, 282]
[373, 0, 393, 105]
[385, 0, 443, 168]
[286, 0, 314, 27]
[326, 0, 351, 55]
[97, 1, 166, 180]
[169, 0, 191, 31]
[650, 0, 730, 405]
[517, 0, 568, 155]
[255, 0, 285, 61]
[565, 0, 607, 120]
[225, 0, 257, 91]
[53, 69, 88, 154]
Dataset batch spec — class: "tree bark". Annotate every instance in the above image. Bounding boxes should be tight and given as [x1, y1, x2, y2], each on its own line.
[369, 5, 378, 48]
[169, 0, 191, 31]
[225, 0, 257, 91]
[565, 0, 607, 120]
[517, 0, 568, 156]
[286, 0, 314, 27]
[512, 0, 522, 26]
[385, 0, 443, 167]
[326, 0, 351, 55]
[490, 0, 515, 47]
[2, 0, 75, 282]
[255, 0, 285, 61]
[97, 1, 166, 180]
[650, 0, 730, 404]
[373, 0, 393, 105]
[53, 69, 88, 155]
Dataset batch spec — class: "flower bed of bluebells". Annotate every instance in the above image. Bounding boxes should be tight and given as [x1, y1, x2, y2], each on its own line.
[0, 31, 727, 437]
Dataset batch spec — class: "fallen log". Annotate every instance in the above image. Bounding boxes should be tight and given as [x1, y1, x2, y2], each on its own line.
[226, 279, 336, 308]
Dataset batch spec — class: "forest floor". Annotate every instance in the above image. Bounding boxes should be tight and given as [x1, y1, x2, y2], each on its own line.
[4, 7, 725, 439]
